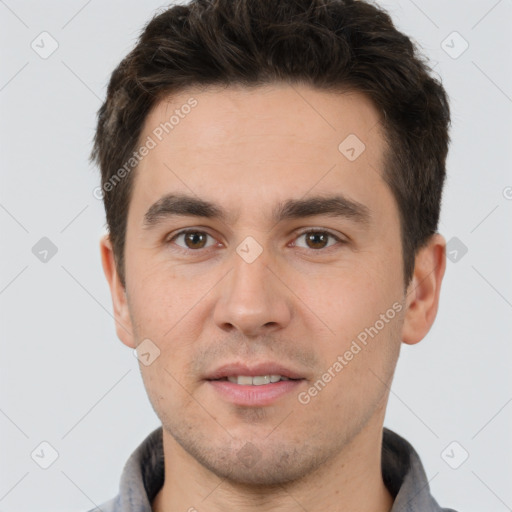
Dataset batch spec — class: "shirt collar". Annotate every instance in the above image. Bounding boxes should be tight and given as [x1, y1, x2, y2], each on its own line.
[101, 426, 452, 512]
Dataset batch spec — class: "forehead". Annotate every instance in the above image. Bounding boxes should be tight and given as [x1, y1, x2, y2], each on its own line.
[144, 83, 384, 153]
[131, 83, 391, 224]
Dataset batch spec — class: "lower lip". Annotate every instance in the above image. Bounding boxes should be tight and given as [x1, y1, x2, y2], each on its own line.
[207, 379, 304, 406]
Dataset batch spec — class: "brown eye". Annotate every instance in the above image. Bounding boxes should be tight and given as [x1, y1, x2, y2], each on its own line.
[294, 231, 340, 250]
[184, 232, 207, 249]
[170, 230, 216, 250]
[306, 232, 329, 249]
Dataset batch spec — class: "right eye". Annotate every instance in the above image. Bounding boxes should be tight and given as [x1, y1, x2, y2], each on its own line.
[167, 230, 219, 251]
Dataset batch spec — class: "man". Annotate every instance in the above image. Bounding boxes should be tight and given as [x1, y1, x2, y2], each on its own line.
[90, 0, 456, 510]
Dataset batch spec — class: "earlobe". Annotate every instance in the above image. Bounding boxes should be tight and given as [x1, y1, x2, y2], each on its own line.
[99, 233, 136, 348]
[401, 234, 446, 345]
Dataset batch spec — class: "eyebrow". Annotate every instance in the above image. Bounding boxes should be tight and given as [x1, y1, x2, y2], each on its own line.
[142, 193, 371, 229]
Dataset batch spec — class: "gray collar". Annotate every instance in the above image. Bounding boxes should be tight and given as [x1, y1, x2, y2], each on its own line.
[95, 427, 456, 512]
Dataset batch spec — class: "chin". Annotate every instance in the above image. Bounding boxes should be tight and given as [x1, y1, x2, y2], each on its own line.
[186, 439, 330, 487]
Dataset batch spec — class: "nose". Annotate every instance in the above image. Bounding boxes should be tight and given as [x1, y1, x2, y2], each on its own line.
[213, 249, 292, 337]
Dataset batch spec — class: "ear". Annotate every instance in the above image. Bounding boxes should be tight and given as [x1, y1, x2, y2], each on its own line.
[100, 233, 136, 348]
[401, 233, 446, 345]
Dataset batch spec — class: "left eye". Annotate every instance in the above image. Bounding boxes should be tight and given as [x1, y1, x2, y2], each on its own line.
[170, 230, 217, 250]
[294, 231, 341, 250]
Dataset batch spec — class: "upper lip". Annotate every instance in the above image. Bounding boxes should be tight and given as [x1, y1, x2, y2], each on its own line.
[205, 362, 306, 380]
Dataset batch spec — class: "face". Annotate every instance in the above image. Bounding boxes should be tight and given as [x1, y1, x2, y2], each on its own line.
[110, 84, 410, 484]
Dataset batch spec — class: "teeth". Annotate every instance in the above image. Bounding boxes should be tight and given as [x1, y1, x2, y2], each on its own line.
[226, 374, 290, 385]
[253, 375, 271, 385]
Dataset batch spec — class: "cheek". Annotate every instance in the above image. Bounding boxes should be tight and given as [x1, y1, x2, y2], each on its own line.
[298, 257, 401, 340]
[139, 358, 196, 427]
[294, 252, 404, 399]
[124, 253, 208, 336]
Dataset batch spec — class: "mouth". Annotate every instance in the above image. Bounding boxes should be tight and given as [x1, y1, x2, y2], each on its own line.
[205, 362, 306, 381]
[205, 363, 306, 406]
[212, 374, 298, 385]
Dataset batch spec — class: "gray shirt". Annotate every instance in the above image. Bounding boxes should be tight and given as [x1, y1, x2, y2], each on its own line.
[89, 427, 458, 511]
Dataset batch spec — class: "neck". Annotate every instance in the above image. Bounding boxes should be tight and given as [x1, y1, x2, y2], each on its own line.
[152, 420, 394, 512]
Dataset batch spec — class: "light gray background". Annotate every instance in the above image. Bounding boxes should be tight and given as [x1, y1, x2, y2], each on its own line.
[1, 1, 511, 511]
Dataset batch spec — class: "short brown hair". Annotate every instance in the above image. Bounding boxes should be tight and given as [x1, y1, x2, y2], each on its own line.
[91, 0, 451, 287]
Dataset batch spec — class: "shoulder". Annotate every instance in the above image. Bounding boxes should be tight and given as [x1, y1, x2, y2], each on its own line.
[383, 428, 460, 512]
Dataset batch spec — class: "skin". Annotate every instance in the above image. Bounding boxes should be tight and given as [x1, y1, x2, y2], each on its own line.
[100, 83, 446, 512]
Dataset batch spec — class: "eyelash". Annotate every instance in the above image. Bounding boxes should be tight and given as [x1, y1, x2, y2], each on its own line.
[165, 228, 346, 254]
